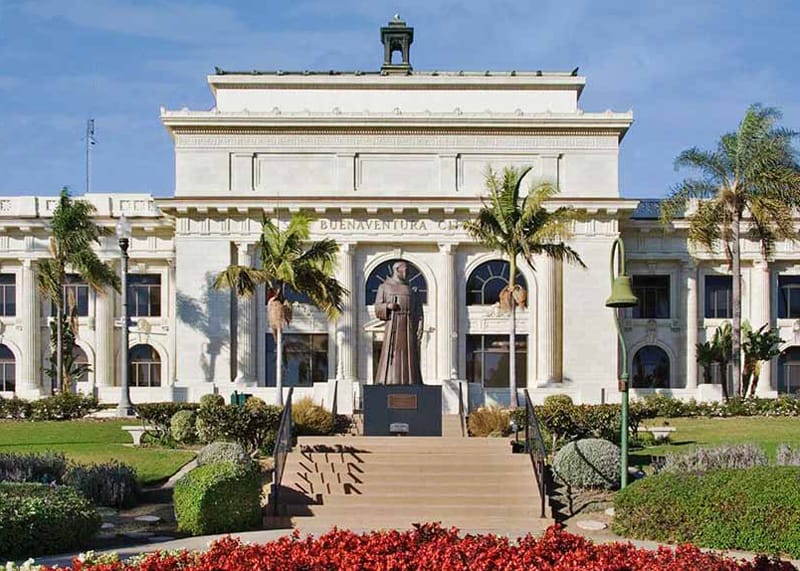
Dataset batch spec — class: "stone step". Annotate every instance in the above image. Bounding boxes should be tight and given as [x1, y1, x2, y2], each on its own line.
[281, 504, 544, 519]
[297, 436, 510, 448]
[284, 455, 530, 472]
[283, 491, 539, 506]
[280, 479, 538, 496]
[263, 515, 551, 533]
[284, 470, 536, 487]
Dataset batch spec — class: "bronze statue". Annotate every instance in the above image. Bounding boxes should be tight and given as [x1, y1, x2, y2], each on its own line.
[374, 261, 423, 384]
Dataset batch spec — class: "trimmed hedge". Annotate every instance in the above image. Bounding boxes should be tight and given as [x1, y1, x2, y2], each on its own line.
[0, 482, 101, 559]
[170, 409, 197, 444]
[197, 441, 252, 468]
[658, 444, 767, 474]
[613, 466, 800, 557]
[292, 397, 334, 436]
[136, 402, 200, 440]
[64, 461, 140, 508]
[553, 438, 620, 490]
[0, 392, 99, 420]
[173, 462, 263, 536]
[0, 451, 67, 484]
[195, 399, 282, 453]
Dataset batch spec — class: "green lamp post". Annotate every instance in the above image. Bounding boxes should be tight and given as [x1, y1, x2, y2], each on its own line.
[605, 237, 638, 489]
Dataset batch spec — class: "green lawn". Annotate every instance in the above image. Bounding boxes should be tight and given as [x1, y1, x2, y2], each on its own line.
[631, 416, 800, 467]
[0, 420, 195, 486]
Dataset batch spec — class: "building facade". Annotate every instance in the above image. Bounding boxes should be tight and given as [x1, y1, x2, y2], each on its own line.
[1, 20, 796, 409]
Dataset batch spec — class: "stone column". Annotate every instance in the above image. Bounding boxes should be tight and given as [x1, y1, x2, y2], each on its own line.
[337, 241, 356, 380]
[437, 243, 457, 380]
[536, 255, 561, 384]
[234, 242, 257, 385]
[751, 259, 772, 395]
[684, 261, 698, 389]
[18, 259, 41, 397]
[94, 278, 115, 388]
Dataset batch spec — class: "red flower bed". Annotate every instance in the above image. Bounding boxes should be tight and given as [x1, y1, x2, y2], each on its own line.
[56, 524, 795, 571]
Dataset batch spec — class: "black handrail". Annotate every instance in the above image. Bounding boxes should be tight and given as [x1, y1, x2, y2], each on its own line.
[330, 379, 339, 418]
[458, 382, 467, 437]
[270, 386, 294, 516]
[523, 389, 548, 519]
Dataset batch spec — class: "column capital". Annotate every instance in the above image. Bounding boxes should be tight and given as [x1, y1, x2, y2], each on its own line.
[753, 259, 769, 270]
[21, 258, 34, 269]
[339, 240, 357, 254]
[437, 242, 458, 254]
[681, 259, 698, 272]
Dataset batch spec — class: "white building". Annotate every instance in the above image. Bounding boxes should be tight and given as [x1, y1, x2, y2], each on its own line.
[1, 19, 797, 409]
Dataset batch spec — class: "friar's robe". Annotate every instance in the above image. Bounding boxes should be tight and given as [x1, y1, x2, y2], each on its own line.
[374, 278, 423, 385]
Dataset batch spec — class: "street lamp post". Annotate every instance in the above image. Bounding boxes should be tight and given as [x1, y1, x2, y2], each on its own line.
[605, 236, 638, 489]
[116, 215, 134, 417]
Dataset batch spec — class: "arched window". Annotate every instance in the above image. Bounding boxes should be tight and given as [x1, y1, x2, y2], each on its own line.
[0, 344, 14, 392]
[778, 347, 800, 395]
[129, 344, 161, 387]
[466, 260, 527, 305]
[365, 259, 427, 305]
[632, 346, 670, 389]
[72, 346, 90, 385]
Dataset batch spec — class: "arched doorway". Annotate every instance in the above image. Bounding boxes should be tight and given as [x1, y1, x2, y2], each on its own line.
[129, 344, 161, 387]
[632, 345, 671, 388]
[0, 344, 15, 392]
[778, 347, 800, 395]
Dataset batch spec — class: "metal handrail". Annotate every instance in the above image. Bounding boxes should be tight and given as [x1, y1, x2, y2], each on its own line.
[270, 386, 294, 516]
[331, 379, 339, 418]
[523, 389, 548, 519]
[458, 382, 467, 437]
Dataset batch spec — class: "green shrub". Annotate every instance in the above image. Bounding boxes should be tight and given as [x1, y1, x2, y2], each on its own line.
[200, 393, 226, 409]
[197, 441, 252, 468]
[136, 402, 199, 440]
[196, 400, 282, 452]
[0, 482, 101, 559]
[659, 444, 767, 474]
[543, 394, 574, 408]
[173, 462, 263, 535]
[613, 466, 800, 557]
[0, 396, 32, 419]
[0, 451, 67, 483]
[292, 397, 334, 436]
[28, 392, 99, 420]
[63, 461, 140, 508]
[170, 409, 198, 444]
[467, 406, 511, 437]
[552, 438, 620, 490]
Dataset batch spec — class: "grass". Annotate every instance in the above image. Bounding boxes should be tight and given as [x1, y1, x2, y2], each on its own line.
[0, 419, 195, 486]
[630, 416, 800, 468]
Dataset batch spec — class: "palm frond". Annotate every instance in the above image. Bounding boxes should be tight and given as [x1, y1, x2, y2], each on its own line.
[212, 265, 267, 297]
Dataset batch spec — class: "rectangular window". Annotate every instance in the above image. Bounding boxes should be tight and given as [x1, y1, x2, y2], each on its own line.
[266, 333, 328, 387]
[0, 274, 15, 317]
[61, 275, 89, 317]
[631, 275, 670, 319]
[778, 275, 800, 319]
[466, 334, 527, 388]
[705, 275, 732, 319]
[0, 361, 14, 392]
[128, 274, 161, 317]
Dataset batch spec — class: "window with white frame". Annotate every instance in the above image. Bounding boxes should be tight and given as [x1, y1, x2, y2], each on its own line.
[466, 260, 527, 306]
[705, 275, 732, 319]
[631, 275, 670, 319]
[129, 344, 161, 387]
[778, 275, 800, 319]
[128, 274, 161, 317]
[0, 344, 15, 392]
[0, 274, 15, 317]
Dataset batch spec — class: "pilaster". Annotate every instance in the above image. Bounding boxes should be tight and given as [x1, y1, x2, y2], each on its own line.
[437, 242, 458, 380]
[94, 278, 115, 387]
[234, 242, 257, 385]
[536, 255, 561, 384]
[684, 261, 698, 389]
[337, 241, 357, 381]
[18, 259, 42, 397]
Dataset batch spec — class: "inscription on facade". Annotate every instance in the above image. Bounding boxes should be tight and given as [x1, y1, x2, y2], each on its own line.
[317, 218, 461, 232]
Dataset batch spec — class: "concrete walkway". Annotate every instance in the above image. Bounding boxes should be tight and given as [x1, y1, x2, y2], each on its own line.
[34, 523, 800, 568]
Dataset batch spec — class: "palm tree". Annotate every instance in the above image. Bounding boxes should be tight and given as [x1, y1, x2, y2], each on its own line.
[712, 322, 733, 401]
[742, 321, 783, 397]
[37, 188, 120, 393]
[214, 213, 347, 402]
[464, 166, 585, 408]
[661, 104, 800, 396]
[695, 340, 716, 385]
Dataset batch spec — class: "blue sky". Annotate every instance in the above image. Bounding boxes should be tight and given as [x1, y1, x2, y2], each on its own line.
[0, 0, 798, 199]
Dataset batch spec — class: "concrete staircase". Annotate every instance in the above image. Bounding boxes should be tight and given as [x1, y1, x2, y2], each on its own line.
[265, 416, 550, 533]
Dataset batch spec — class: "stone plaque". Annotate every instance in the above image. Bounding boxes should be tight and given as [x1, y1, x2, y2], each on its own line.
[388, 394, 418, 409]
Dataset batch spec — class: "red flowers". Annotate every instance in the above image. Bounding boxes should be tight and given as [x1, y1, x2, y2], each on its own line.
[53, 524, 796, 571]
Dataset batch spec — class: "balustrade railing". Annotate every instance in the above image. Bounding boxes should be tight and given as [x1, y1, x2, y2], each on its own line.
[270, 386, 295, 516]
[523, 389, 548, 519]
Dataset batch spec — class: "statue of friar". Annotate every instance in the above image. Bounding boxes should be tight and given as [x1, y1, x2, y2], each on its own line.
[374, 261, 424, 385]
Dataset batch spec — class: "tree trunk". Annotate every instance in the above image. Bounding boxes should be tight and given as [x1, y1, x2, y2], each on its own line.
[749, 361, 761, 398]
[276, 326, 284, 406]
[719, 361, 730, 401]
[56, 300, 62, 394]
[508, 256, 518, 408]
[732, 216, 742, 398]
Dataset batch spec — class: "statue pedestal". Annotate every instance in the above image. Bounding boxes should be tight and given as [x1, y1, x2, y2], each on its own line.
[363, 384, 442, 436]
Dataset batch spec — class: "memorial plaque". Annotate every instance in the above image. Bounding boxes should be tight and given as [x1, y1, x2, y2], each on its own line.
[388, 394, 418, 409]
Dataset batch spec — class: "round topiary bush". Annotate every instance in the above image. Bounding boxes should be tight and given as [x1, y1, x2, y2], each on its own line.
[171, 409, 198, 444]
[0, 483, 101, 559]
[197, 441, 252, 468]
[199, 393, 225, 409]
[553, 438, 621, 490]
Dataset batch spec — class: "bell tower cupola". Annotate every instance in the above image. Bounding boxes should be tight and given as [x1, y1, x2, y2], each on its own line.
[381, 15, 414, 74]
